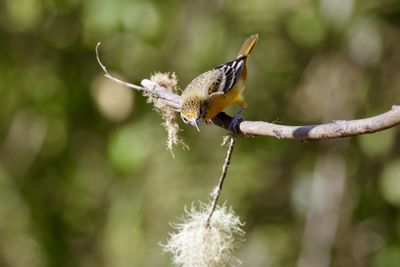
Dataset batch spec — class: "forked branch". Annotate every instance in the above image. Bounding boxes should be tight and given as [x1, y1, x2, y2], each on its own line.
[96, 43, 400, 140]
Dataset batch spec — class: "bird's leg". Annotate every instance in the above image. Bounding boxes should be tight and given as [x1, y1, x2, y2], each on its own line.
[229, 107, 244, 134]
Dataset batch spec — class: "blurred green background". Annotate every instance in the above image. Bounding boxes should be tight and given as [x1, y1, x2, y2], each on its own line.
[1, 0, 400, 266]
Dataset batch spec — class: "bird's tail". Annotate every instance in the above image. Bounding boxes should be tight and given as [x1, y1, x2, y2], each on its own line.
[237, 34, 259, 58]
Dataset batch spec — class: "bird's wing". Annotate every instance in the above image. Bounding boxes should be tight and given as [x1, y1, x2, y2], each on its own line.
[210, 56, 246, 95]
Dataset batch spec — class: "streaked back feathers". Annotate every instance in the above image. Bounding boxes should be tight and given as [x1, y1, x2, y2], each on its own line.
[213, 56, 246, 94]
[181, 70, 222, 98]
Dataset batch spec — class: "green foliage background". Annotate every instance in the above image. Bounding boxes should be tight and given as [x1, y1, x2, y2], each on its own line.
[0, 0, 400, 266]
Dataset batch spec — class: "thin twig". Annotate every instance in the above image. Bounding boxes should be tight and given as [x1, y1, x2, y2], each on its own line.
[96, 42, 144, 91]
[95, 44, 400, 139]
[95, 43, 181, 111]
[205, 136, 237, 228]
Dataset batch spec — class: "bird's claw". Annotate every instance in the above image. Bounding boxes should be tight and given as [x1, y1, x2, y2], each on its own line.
[229, 108, 244, 135]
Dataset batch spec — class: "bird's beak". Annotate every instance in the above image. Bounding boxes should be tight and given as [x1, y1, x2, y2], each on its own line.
[194, 118, 201, 132]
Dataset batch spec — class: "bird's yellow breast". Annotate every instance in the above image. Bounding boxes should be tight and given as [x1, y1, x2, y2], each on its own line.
[203, 78, 247, 121]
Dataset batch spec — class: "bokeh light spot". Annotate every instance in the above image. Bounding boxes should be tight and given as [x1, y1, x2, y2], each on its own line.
[347, 18, 382, 66]
[288, 7, 327, 47]
[1, 0, 42, 32]
[108, 120, 158, 173]
[91, 75, 133, 122]
[358, 128, 395, 157]
[380, 160, 400, 207]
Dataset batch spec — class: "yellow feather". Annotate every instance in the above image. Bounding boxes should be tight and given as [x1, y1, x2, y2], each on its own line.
[237, 34, 259, 58]
[204, 78, 247, 120]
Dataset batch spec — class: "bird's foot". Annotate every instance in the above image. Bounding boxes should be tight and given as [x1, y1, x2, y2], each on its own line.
[229, 108, 244, 135]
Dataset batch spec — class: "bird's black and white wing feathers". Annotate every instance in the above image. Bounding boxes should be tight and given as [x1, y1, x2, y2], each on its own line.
[212, 56, 246, 94]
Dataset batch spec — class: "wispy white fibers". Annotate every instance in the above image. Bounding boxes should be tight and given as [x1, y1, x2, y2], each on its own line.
[162, 202, 245, 267]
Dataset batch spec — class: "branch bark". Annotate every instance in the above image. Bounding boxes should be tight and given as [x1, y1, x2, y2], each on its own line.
[96, 43, 400, 140]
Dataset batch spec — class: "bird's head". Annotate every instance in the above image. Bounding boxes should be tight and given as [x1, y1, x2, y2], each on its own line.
[180, 96, 207, 132]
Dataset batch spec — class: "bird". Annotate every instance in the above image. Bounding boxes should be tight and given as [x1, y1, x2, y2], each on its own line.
[180, 34, 259, 132]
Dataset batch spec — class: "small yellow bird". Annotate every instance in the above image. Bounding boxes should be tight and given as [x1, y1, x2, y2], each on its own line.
[180, 34, 259, 131]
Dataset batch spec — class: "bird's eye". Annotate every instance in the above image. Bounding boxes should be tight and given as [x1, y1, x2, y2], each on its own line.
[181, 116, 188, 124]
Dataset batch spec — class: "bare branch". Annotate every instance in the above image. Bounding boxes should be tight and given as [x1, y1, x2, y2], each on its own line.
[211, 106, 400, 140]
[206, 136, 237, 228]
[96, 43, 181, 111]
[95, 44, 400, 140]
[96, 42, 144, 91]
[141, 79, 182, 111]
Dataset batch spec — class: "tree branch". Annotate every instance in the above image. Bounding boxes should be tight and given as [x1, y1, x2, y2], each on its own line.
[96, 43, 400, 140]
[211, 107, 400, 140]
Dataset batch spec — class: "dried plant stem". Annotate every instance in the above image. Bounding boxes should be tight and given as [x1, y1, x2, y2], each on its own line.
[205, 136, 237, 228]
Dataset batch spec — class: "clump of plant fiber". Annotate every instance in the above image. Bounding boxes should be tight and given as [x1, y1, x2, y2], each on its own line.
[162, 202, 245, 267]
[148, 72, 188, 156]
